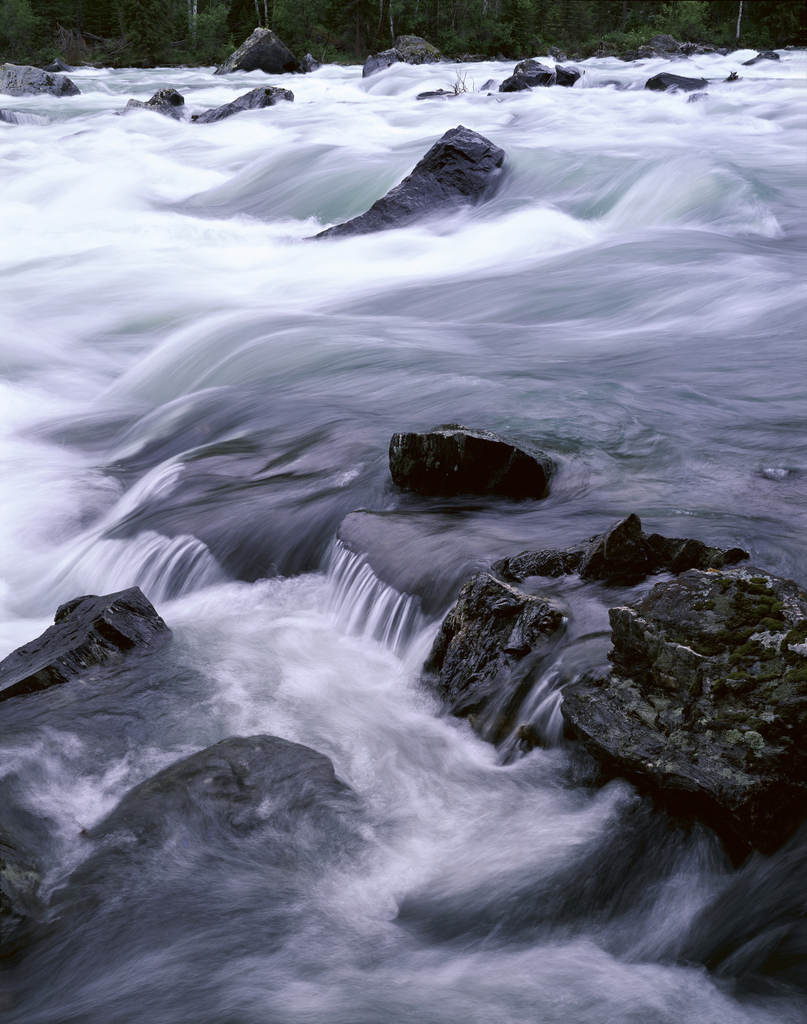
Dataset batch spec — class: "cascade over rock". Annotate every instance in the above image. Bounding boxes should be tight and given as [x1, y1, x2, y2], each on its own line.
[192, 86, 293, 124]
[561, 566, 807, 858]
[743, 51, 780, 66]
[0, 63, 80, 97]
[389, 425, 550, 498]
[362, 48, 402, 78]
[214, 28, 300, 75]
[500, 60, 556, 92]
[645, 72, 709, 93]
[315, 126, 504, 238]
[0, 588, 172, 703]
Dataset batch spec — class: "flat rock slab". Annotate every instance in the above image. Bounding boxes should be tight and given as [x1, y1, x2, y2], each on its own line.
[425, 572, 564, 731]
[0, 63, 80, 97]
[214, 27, 299, 75]
[124, 88, 185, 119]
[389, 425, 551, 498]
[493, 513, 747, 584]
[0, 588, 171, 703]
[645, 72, 709, 93]
[192, 86, 293, 124]
[315, 126, 504, 239]
[562, 566, 807, 858]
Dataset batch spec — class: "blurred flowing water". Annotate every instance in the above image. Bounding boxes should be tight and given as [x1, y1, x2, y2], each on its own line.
[0, 50, 806, 1023]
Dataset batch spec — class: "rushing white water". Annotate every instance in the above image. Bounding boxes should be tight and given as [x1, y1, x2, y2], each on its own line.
[1, 49, 806, 1023]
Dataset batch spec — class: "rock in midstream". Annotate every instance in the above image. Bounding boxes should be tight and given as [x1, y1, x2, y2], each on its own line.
[192, 86, 294, 124]
[645, 72, 709, 93]
[0, 63, 80, 97]
[214, 27, 300, 75]
[315, 126, 504, 239]
[124, 88, 185, 119]
[389, 424, 551, 498]
[0, 587, 171, 703]
[561, 566, 807, 858]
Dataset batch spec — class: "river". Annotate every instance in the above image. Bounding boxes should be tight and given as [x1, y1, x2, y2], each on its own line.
[1, 49, 806, 1023]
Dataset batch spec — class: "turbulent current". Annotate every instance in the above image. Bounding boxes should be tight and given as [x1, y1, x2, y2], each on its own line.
[1, 49, 806, 1023]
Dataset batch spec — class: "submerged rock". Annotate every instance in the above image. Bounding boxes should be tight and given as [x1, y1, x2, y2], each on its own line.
[214, 27, 300, 75]
[0, 63, 80, 97]
[0, 588, 172, 703]
[389, 425, 552, 498]
[743, 51, 780, 66]
[424, 572, 564, 728]
[315, 126, 504, 239]
[362, 48, 402, 78]
[191, 86, 293, 124]
[124, 87, 185, 119]
[562, 566, 807, 857]
[493, 513, 748, 584]
[645, 72, 709, 93]
[394, 35, 441, 64]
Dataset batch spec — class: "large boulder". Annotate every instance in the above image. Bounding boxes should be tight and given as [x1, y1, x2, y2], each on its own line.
[191, 85, 293, 124]
[0, 63, 80, 97]
[554, 64, 582, 87]
[124, 87, 185, 119]
[561, 567, 807, 857]
[315, 126, 504, 239]
[393, 35, 442, 64]
[742, 50, 780, 66]
[645, 72, 709, 93]
[0, 588, 171, 703]
[424, 572, 564, 733]
[493, 513, 748, 584]
[646, 34, 682, 54]
[500, 60, 555, 92]
[389, 425, 552, 499]
[362, 48, 402, 78]
[214, 27, 300, 76]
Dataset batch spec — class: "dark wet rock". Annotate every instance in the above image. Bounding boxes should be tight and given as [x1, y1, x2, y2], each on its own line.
[0, 829, 44, 962]
[0, 63, 80, 97]
[725, 71, 741, 82]
[500, 60, 555, 92]
[362, 48, 403, 78]
[561, 566, 807, 858]
[554, 64, 582, 87]
[680, 826, 807, 992]
[316, 126, 504, 239]
[43, 58, 73, 73]
[493, 514, 748, 584]
[743, 51, 780, 66]
[394, 35, 441, 64]
[424, 572, 564, 727]
[0, 588, 172, 703]
[52, 735, 361, 915]
[680, 42, 718, 56]
[416, 88, 460, 100]
[214, 27, 299, 75]
[124, 87, 185, 119]
[191, 85, 293, 124]
[299, 53, 321, 73]
[389, 425, 551, 499]
[645, 72, 709, 93]
[479, 78, 498, 92]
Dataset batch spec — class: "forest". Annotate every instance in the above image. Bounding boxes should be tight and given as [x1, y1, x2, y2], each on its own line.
[0, 0, 805, 67]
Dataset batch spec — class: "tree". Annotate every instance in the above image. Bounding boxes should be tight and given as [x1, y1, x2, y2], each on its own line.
[119, 0, 172, 63]
[0, 0, 40, 57]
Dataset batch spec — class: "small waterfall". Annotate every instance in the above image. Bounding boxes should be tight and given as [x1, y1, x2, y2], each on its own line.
[0, 110, 48, 125]
[326, 540, 425, 655]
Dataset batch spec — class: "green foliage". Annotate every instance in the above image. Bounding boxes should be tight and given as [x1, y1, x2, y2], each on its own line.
[194, 2, 232, 61]
[0, 0, 40, 57]
[657, 0, 709, 40]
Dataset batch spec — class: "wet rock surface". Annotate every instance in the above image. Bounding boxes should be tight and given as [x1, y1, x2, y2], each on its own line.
[500, 60, 555, 92]
[214, 28, 299, 75]
[0, 63, 80, 97]
[0, 588, 172, 703]
[645, 72, 709, 93]
[389, 424, 550, 498]
[362, 48, 402, 78]
[42, 59, 73, 73]
[743, 51, 780, 66]
[124, 87, 185, 119]
[561, 566, 807, 857]
[424, 572, 564, 731]
[191, 86, 293, 124]
[315, 126, 504, 239]
[554, 64, 582, 87]
[493, 513, 747, 584]
[299, 53, 321, 73]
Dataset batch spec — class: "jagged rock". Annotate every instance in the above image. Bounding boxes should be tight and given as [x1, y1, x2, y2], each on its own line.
[389, 424, 551, 499]
[743, 51, 780, 66]
[424, 572, 564, 727]
[124, 87, 185, 119]
[562, 566, 807, 857]
[0, 63, 80, 97]
[43, 58, 73, 73]
[362, 48, 403, 78]
[554, 64, 581, 87]
[0, 588, 171, 703]
[299, 53, 321, 73]
[493, 514, 748, 584]
[394, 35, 442, 64]
[547, 46, 567, 62]
[645, 72, 709, 93]
[500, 60, 555, 92]
[315, 126, 504, 239]
[214, 27, 300, 75]
[191, 85, 293, 124]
